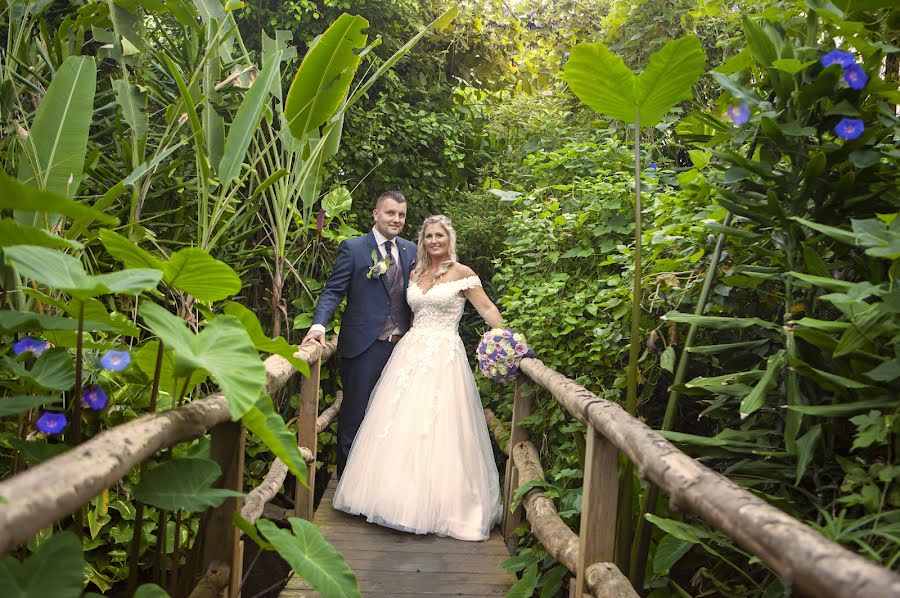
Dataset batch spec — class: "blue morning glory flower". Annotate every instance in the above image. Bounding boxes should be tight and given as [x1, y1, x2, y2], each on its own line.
[648, 162, 658, 172]
[834, 118, 865, 140]
[100, 350, 131, 371]
[842, 63, 868, 90]
[820, 49, 855, 68]
[82, 385, 109, 410]
[36, 412, 67, 434]
[13, 337, 50, 356]
[726, 102, 750, 126]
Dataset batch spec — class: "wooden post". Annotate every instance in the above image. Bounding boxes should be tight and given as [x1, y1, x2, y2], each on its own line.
[574, 426, 620, 597]
[502, 376, 531, 553]
[199, 421, 245, 597]
[295, 358, 321, 520]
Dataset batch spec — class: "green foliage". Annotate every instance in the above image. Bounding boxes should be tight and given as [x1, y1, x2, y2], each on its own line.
[0, 532, 83, 597]
[133, 457, 245, 512]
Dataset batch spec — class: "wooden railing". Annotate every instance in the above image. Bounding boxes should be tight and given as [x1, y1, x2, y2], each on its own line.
[489, 357, 900, 598]
[0, 338, 337, 598]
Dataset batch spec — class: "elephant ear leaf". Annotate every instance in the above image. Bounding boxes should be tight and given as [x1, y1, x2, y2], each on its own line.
[562, 36, 705, 127]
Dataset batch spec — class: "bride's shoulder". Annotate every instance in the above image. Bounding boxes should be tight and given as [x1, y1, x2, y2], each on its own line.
[447, 264, 480, 288]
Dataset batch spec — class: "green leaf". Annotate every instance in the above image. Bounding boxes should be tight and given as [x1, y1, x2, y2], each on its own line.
[645, 514, 707, 543]
[242, 395, 307, 482]
[134, 584, 170, 598]
[740, 350, 785, 418]
[633, 36, 706, 126]
[112, 79, 148, 140]
[219, 52, 282, 183]
[793, 317, 849, 333]
[0, 531, 83, 597]
[232, 514, 273, 550]
[163, 248, 242, 302]
[0, 395, 61, 417]
[4, 246, 162, 298]
[9, 439, 68, 465]
[0, 219, 82, 250]
[791, 216, 858, 245]
[662, 311, 780, 331]
[133, 340, 209, 399]
[660, 346, 675, 373]
[140, 303, 265, 419]
[506, 563, 539, 598]
[652, 534, 693, 575]
[687, 339, 770, 354]
[16, 56, 96, 202]
[133, 457, 244, 512]
[321, 186, 352, 217]
[794, 425, 821, 484]
[785, 398, 898, 416]
[771, 58, 816, 74]
[849, 410, 888, 451]
[2, 348, 74, 391]
[865, 358, 899, 382]
[0, 172, 115, 225]
[99, 229, 164, 270]
[258, 518, 360, 598]
[788, 272, 854, 293]
[162, 53, 208, 180]
[0, 310, 117, 334]
[223, 302, 309, 376]
[285, 14, 367, 138]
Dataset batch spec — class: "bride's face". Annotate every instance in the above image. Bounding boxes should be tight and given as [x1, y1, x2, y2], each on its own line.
[423, 224, 450, 261]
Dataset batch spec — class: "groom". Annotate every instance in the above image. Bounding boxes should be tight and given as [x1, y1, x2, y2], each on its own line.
[303, 190, 416, 475]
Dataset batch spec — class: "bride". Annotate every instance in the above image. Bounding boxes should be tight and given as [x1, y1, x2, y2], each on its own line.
[332, 215, 503, 541]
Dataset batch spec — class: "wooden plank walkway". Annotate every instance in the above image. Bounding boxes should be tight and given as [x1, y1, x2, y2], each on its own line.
[280, 478, 516, 597]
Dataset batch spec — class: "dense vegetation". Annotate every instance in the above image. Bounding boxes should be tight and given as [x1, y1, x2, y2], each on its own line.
[0, 0, 897, 596]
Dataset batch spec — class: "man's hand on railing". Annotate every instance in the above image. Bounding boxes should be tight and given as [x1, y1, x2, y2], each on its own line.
[302, 328, 328, 348]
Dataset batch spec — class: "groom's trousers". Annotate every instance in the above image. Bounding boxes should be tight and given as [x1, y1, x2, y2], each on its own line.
[337, 339, 395, 475]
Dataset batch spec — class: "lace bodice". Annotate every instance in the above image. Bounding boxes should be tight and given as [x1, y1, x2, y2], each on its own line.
[407, 275, 481, 332]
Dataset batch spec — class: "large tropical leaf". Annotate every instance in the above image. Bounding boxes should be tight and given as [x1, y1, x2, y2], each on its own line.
[223, 302, 310, 376]
[0, 310, 117, 334]
[0, 532, 83, 598]
[16, 55, 96, 200]
[562, 37, 705, 127]
[0, 219, 82, 250]
[284, 14, 368, 138]
[139, 303, 265, 418]
[3, 246, 162, 298]
[0, 172, 114, 225]
[219, 52, 282, 183]
[133, 457, 244, 512]
[242, 395, 307, 482]
[257, 518, 360, 598]
[2, 348, 74, 391]
[112, 79, 148, 139]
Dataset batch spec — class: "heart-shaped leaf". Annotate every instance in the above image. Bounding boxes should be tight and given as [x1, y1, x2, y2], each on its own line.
[224, 302, 310, 376]
[0, 531, 83, 597]
[0, 395, 62, 417]
[0, 219, 82, 250]
[243, 395, 307, 481]
[140, 303, 265, 419]
[99, 229, 164, 270]
[3, 348, 74, 391]
[285, 14, 368, 138]
[258, 518, 360, 598]
[562, 36, 706, 127]
[3, 246, 161, 298]
[133, 340, 209, 400]
[133, 457, 244, 512]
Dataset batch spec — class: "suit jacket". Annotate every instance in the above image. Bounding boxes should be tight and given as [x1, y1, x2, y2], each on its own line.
[312, 231, 416, 358]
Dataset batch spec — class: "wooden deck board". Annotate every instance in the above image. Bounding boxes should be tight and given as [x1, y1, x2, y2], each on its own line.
[279, 477, 515, 597]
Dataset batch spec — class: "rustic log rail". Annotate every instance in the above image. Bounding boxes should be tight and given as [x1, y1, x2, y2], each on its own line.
[491, 357, 900, 598]
[0, 338, 337, 598]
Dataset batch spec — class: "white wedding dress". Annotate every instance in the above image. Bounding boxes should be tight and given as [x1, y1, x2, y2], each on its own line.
[332, 275, 502, 541]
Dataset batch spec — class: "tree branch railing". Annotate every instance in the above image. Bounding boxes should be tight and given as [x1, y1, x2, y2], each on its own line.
[491, 357, 900, 598]
[0, 338, 337, 598]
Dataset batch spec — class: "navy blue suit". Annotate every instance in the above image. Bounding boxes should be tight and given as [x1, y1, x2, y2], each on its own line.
[311, 231, 415, 473]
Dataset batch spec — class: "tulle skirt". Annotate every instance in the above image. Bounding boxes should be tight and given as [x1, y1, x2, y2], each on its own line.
[332, 327, 502, 541]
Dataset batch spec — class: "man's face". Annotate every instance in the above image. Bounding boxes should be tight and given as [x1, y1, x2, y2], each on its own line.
[372, 198, 407, 239]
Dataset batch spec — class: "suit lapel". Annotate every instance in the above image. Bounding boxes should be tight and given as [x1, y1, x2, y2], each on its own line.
[366, 231, 390, 293]
[398, 238, 412, 286]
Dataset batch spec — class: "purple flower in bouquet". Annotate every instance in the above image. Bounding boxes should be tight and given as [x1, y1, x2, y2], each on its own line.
[13, 336, 50, 356]
[842, 63, 868, 90]
[834, 118, 864, 140]
[100, 350, 130, 371]
[476, 327, 534, 382]
[82, 384, 109, 410]
[726, 102, 750, 126]
[820, 49, 855, 69]
[36, 412, 67, 434]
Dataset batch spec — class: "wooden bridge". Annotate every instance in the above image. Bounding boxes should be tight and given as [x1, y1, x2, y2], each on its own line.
[1, 338, 899, 598]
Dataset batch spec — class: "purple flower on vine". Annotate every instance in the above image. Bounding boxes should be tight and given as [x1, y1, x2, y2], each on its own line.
[834, 118, 865, 140]
[82, 385, 109, 410]
[36, 412, 67, 434]
[842, 63, 868, 90]
[726, 102, 750, 126]
[13, 337, 49, 356]
[100, 350, 130, 371]
[820, 49, 855, 69]
[316, 208, 326, 235]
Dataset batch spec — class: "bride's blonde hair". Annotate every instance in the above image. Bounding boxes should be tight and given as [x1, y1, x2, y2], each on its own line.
[413, 215, 457, 282]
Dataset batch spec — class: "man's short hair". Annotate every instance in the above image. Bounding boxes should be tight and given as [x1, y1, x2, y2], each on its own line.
[376, 190, 406, 208]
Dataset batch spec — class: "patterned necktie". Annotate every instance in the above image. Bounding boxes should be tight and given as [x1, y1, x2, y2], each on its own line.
[384, 240, 399, 285]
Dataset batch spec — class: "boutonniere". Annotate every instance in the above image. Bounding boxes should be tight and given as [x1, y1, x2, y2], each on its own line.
[366, 250, 390, 279]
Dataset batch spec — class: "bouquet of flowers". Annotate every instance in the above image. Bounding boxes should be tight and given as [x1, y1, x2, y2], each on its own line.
[476, 328, 534, 383]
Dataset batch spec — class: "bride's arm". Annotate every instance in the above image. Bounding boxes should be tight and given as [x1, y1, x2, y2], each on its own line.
[464, 285, 504, 328]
